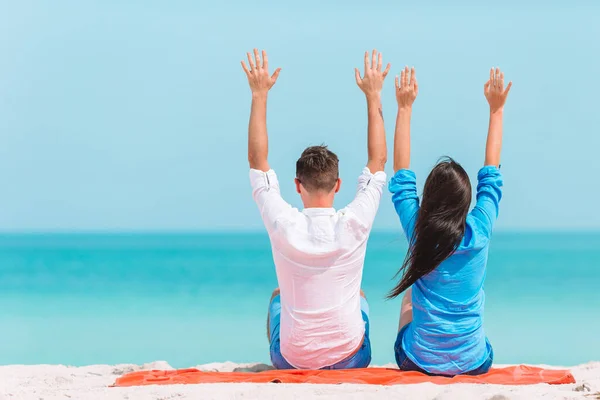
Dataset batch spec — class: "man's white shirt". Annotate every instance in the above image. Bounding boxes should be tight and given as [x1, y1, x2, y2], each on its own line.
[250, 167, 386, 369]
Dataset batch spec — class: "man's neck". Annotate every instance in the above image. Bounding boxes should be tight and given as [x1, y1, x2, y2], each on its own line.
[302, 197, 334, 209]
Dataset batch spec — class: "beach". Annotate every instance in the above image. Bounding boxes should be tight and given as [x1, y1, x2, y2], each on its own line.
[2, 0, 600, 397]
[0, 361, 598, 399]
[1, 233, 599, 399]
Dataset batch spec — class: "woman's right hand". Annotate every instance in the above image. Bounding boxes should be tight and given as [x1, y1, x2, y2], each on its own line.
[484, 67, 512, 114]
[395, 66, 418, 110]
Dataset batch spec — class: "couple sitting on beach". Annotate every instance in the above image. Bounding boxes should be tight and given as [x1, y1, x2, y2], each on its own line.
[242, 49, 509, 376]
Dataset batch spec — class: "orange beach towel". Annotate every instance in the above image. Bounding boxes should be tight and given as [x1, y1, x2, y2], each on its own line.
[113, 365, 575, 387]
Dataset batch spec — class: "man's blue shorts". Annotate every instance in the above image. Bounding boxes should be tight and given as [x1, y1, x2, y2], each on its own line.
[268, 295, 371, 370]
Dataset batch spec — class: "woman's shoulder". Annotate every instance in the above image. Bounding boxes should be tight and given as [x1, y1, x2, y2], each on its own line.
[459, 215, 492, 250]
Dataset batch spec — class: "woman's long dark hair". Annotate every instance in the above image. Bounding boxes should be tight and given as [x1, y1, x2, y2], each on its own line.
[387, 158, 472, 299]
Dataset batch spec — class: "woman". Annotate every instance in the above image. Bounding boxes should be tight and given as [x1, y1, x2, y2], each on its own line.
[388, 66, 511, 376]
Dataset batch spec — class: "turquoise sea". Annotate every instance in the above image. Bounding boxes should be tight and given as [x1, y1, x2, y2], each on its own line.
[0, 232, 598, 368]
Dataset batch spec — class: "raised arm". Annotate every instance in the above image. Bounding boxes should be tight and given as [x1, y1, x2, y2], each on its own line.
[393, 66, 418, 172]
[355, 50, 391, 173]
[484, 67, 512, 167]
[241, 49, 282, 172]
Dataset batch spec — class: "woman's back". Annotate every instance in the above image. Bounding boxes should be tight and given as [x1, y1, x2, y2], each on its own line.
[388, 66, 511, 376]
[389, 166, 503, 374]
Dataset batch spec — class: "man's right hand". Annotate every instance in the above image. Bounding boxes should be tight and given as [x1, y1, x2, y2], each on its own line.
[355, 50, 391, 97]
[241, 49, 281, 97]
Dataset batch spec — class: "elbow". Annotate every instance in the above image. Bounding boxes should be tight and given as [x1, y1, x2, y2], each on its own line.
[248, 153, 269, 171]
[368, 155, 387, 172]
[248, 152, 262, 166]
[248, 153, 258, 169]
[394, 160, 410, 172]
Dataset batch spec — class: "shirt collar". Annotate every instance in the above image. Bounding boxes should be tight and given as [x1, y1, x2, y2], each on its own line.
[302, 207, 336, 217]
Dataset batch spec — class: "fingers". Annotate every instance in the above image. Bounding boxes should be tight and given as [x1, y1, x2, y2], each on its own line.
[271, 67, 281, 82]
[403, 66, 409, 88]
[495, 67, 500, 89]
[247, 52, 255, 72]
[254, 48, 262, 70]
[414, 79, 419, 96]
[241, 61, 250, 77]
[383, 63, 391, 78]
[400, 68, 404, 88]
[362, 49, 389, 75]
[504, 81, 513, 96]
[262, 50, 268, 70]
[355, 68, 362, 86]
[400, 69, 406, 89]
[409, 67, 415, 87]
[372, 49, 377, 69]
[487, 67, 511, 96]
[395, 75, 399, 90]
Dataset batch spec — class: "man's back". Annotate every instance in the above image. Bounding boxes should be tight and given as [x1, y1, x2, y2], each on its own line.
[241, 48, 390, 369]
[251, 167, 386, 369]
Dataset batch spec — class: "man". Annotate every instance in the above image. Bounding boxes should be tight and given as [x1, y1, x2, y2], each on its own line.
[241, 49, 390, 369]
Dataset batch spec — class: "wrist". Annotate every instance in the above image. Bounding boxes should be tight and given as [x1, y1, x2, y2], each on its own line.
[365, 92, 381, 102]
[397, 105, 413, 114]
[490, 107, 504, 117]
[252, 91, 269, 101]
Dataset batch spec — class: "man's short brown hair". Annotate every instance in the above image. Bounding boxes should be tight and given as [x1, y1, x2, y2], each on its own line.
[296, 145, 339, 192]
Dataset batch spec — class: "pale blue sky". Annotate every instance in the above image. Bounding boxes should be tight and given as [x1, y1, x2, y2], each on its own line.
[0, 1, 598, 231]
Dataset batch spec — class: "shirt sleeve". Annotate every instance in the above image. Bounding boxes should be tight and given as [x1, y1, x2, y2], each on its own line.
[388, 169, 419, 242]
[345, 167, 387, 229]
[249, 169, 293, 234]
[470, 166, 503, 237]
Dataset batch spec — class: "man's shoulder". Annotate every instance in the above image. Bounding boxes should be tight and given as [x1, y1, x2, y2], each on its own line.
[266, 206, 304, 233]
[330, 207, 371, 236]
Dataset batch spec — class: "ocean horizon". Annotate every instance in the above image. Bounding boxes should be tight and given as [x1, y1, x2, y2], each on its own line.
[0, 231, 598, 368]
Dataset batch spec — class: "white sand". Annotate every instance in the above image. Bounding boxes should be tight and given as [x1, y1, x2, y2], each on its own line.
[0, 361, 598, 400]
